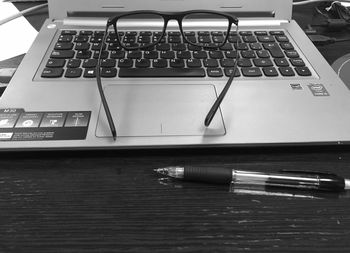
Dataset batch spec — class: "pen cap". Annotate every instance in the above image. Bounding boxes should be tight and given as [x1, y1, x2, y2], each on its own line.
[184, 166, 232, 184]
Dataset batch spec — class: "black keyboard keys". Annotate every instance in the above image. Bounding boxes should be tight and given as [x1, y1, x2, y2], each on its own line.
[119, 68, 206, 77]
[41, 29, 314, 80]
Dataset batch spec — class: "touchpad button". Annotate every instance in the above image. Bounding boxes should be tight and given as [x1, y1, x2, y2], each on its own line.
[95, 84, 226, 137]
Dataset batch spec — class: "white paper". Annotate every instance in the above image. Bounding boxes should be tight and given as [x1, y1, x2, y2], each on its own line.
[0, 2, 38, 61]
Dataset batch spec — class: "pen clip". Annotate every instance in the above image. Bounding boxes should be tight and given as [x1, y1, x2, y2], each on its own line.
[279, 169, 338, 177]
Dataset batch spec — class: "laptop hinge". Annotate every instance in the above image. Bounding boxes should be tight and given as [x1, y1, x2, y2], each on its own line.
[63, 18, 108, 27]
[63, 17, 289, 28]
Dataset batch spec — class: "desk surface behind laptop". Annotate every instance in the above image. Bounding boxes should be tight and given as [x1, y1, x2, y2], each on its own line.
[1, 2, 350, 253]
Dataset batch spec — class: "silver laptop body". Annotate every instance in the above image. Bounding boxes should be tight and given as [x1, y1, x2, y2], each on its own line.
[1, 0, 350, 150]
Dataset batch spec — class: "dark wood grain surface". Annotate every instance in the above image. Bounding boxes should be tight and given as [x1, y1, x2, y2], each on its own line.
[1, 147, 350, 252]
[1, 3, 350, 253]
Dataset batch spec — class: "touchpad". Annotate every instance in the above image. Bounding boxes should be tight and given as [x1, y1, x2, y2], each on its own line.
[95, 84, 226, 137]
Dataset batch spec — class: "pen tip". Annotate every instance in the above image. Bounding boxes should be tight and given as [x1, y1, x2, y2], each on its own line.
[154, 168, 169, 176]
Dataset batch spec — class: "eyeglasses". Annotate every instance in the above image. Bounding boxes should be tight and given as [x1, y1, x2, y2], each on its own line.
[96, 10, 239, 140]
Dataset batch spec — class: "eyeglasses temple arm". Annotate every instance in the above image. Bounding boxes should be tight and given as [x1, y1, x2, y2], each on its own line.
[204, 22, 239, 127]
[204, 59, 238, 127]
[96, 25, 117, 140]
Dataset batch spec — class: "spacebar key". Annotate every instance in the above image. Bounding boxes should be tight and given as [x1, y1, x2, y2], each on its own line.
[119, 68, 206, 77]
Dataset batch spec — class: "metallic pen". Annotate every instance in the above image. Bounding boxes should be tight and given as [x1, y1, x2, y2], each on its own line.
[155, 166, 350, 192]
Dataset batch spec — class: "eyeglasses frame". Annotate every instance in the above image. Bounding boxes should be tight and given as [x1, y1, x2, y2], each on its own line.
[96, 10, 239, 140]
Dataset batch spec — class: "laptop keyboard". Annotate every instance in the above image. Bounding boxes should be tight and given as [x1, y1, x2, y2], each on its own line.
[41, 29, 313, 79]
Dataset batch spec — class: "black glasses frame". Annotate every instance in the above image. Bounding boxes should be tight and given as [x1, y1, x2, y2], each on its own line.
[96, 10, 239, 140]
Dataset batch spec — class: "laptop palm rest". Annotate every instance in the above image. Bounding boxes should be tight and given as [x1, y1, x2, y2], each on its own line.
[95, 84, 226, 137]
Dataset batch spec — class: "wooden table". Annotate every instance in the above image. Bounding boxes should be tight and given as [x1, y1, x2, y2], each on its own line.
[1, 3, 350, 252]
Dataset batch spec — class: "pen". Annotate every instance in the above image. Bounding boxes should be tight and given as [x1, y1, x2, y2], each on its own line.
[155, 166, 350, 192]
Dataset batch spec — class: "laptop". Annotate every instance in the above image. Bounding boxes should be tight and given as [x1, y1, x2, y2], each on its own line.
[1, 0, 350, 150]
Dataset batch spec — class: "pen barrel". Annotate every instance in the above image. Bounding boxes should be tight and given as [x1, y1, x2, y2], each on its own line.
[184, 166, 232, 184]
[233, 170, 346, 191]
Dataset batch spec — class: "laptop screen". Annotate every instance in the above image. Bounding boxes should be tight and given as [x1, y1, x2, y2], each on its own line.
[48, 0, 292, 20]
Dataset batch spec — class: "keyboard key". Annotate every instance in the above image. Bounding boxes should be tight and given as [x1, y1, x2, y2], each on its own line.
[160, 51, 175, 59]
[242, 67, 262, 77]
[257, 36, 275, 43]
[241, 50, 256, 58]
[172, 43, 186, 51]
[207, 68, 223, 77]
[46, 59, 65, 68]
[290, 58, 305, 67]
[193, 51, 208, 59]
[65, 68, 82, 78]
[204, 59, 219, 68]
[225, 50, 238, 59]
[279, 67, 295, 76]
[83, 68, 96, 78]
[110, 50, 126, 59]
[101, 59, 116, 68]
[93, 50, 109, 59]
[187, 59, 202, 68]
[79, 30, 93, 36]
[243, 36, 257, 43]
[263, 43, 284, 58]
[55, 42, 74, 50]
[269, 31, 285, 36]
[91, 42, 106, 51]
[74, 35, 89, 43]
[235, 43, 249, 51]
[67, 59, 81, 68]
[153, 59, 168, 68]
[254, 31, 268, 36]
[256, 50, 270, 58]
[239, 31, 253, 36]
[58, 35, 73, 43]
[119, 68, 206, 77]
[209, 51, 224, 59]
[177, 51, 191, 59]
[253, 58, 273, 67]
[280, 42, 294, 50]
[144, 51, 159, 59]
[275, 36, 289, 42]
[61, 30, 77, 36]
[238, 59, 252, 67]
[285, 50, 299, 58]
[118, 59, 134, 68]
[127, 51, 142, 59]
[41, 68, 64, 78]
[136, 59, 151, 68]
[295, 66, 312, 76]
[156, 43, 171, 51]
[263, 67, 278, 77]
[82, 59, 97, 68]
[101, 68, 117, 77]
[220, 43, 233, 50]
[170, 59, 185, 68]
[75, 42, 90, 51]
[51, 50, 75, 59]
[250, 43, 262, 50]
[220, 59, 235, 67]
[274, 58, 289, 67]
[224, 68, 240, 77]
[76, 50, 92, 59]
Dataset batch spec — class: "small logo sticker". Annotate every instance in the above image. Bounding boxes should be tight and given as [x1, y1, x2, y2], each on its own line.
[308, 84, 329, 96]
[290, 83, 302, 90]
[0, 132, 13, 139]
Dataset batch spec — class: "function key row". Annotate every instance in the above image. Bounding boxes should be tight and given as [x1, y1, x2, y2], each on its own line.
[60, 30, 285, 36]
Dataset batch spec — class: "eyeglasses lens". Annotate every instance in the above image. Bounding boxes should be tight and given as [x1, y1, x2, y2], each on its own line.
[182, 13, 229, 47]
[116, 13, 165, 50]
